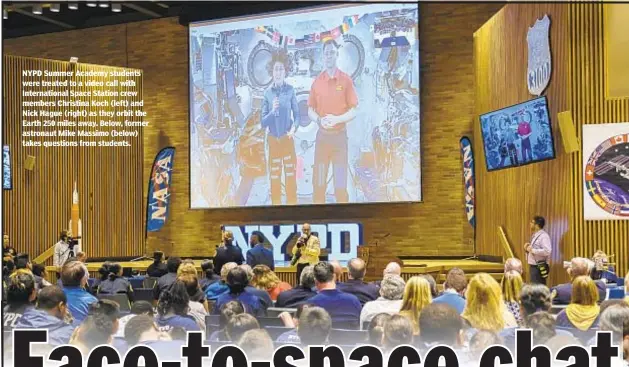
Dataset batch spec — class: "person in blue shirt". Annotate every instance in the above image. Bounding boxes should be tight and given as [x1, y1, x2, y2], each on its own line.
[432, 268, 467, 314]
[97, 262, 134, 303]
[61, 260, 97, 324]
[155, 280, 200, 333]
[308, 262, 362, 327]
[337, 258, 379, 307]
[205, 262, 238, 301]
[199, 260, 221, 291]
[212, 266, 264, 317]
[246, 231, 275, 271]
[15, 285, 74, 346]
[261, 50, 300, 205]
[3, 271, 37, 343]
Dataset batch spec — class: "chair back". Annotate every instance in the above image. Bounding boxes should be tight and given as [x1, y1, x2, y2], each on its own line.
[257, 317, 285, 328]
[133, 288, 154, 303]
[608, 287, 625, 300]
[266, 307, 297, 318]
[264, 326, 294, 340]
[98, 294, 132, 313]
[143, 277, 159, 289]
[128, 277, 144, 290]
[617, 276, 625, 288]
[331, 320, 360, 330]
[329, 329, 368, 345]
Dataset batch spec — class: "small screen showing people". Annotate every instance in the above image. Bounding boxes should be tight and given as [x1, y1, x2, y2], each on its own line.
[190, 4, 420, 208]
[480, 96, 556, 172]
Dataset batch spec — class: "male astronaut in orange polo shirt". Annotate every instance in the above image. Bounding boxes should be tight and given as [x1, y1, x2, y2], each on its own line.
[307, 39, 358, 204]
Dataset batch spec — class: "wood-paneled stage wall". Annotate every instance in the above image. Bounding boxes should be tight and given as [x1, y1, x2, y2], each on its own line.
[4, 4, 503, 273]
[2, 56, 144, 264]
[474, 4, 629, 285]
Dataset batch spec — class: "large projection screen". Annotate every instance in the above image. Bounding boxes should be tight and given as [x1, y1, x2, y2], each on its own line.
[190, 3, 420, 208]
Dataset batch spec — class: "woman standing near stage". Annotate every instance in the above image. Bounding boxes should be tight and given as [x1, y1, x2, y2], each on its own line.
[261, 51, 300, 205]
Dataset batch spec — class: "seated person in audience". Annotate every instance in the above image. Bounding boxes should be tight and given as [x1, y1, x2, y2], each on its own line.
[527, 311, 560, 343]
[461, 273, 517, 334]
[297, 306, 332, 346]
[399, 276, 433, 335]
[3, 272, 37, 340]
[502, 270, 523, 325]
[178, 274, 208, 330]
[360, 274, 405, 326]
[213, 230, 245, 276]
[182, 258, 195, 265]
[69, 299, 120, 355]
[177, 262, 198, 277]
[251, 264, 292, 301]
[153, 257, 182, 302]
[212, 267, 265, 317]
[623, 312, 629, 366]
[372, 262, 402, 288]
[31, 262, 52, 289]
[308, 262, 362, 325]
[225, 313, 260, 342]
[417, 303, 472, 362]
[246, 231, 274, 271]
[276, 303, 313, 343]
[421, 274, 439, 298]
[276, 265, 317, 308]
[76, 251, 87, 263]
[61, 260, 97, 324]
[14, 285, 73, 346]
[147, 251, 168, 278]
[209, 300, 245, 342]
[124, 314, 185, 360]
[586, 301, 629, 346]
[382, 314, 414, 352]
[433, 268, 467, 314]
[205, 262, 237, 301]
[504, 257, 523, 275]
[155, 280, 200, 332]
[3, 233, 16, 260]
[177, 263, 208, 305]
[93, 261, 111, 292]
[199, 260, 220, 291]
[329, 260, 343, 283]
[114, 300, 155, 339]
[469, 330, 502, 361]
[551, 257, 606, 305]
[556, 275, 601, 331]
[367, 313, 392, 347]
[240, 264, 273, 311]
[97, 262, 134, 303]
[238, 329, 274, 360]
[15, 253, 32, 272]
[337, 258, 379, 307]
[546, 335, 583, 355]
[626, 271, 629, 305]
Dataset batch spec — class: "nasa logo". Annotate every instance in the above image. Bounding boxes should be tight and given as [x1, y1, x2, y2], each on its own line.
[584, 134, 629, 217]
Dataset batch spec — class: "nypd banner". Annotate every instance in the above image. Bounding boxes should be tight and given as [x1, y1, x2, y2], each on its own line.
[460, 137, 476, 228]
[146, 147, 175, 233]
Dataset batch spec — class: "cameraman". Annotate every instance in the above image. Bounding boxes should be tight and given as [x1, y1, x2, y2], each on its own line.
[53, 230, 80, 268]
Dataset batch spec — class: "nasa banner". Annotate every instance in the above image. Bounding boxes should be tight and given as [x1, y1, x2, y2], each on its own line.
[3, 145, 11, 190]
[460, 137, 476, 228]
[583, 123, 629, 220]
[146, 147, 175, 233]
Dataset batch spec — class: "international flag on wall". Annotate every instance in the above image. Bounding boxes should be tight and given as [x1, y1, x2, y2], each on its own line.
[287, 37, 295, 46]
[314, 33, 321, 43]
[295, 38, 305, 47]
[321, 31, 332, 42]
[341, 23, 349, 34]
[304, 34, 314, 44]
[331, 27, 341, 39]
[273, 32, 280, 44]
[255, 26, 266, 33]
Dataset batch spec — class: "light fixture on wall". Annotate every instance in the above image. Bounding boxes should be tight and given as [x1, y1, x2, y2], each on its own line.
[99, 2, 109, 8]
[68, 3, 78, 10]
[86, 2, 97, 7]
[3, 9, 8, 19]
[32, 4, 43, 14]
[111, 3, 121, 12]
[50, 4, 60, 12]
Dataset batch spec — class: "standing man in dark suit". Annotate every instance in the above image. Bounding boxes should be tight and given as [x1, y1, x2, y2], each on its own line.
[213, 230, 245, 276]
[246, 231, 274, 271]
[337, 258, 379, 306]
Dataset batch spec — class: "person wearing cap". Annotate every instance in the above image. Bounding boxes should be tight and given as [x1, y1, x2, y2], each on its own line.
[213, 230, 245, 277]
[147, 251, 168, 278]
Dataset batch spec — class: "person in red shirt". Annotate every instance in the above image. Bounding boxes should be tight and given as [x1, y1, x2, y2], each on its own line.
[307, 40, 358, 204]
[517, 118, 533, 162]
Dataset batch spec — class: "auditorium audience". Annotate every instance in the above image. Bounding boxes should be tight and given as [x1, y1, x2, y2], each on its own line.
[240, 264, 273, 310]
[382, 314, 414, 351]
[462, 273, 517, 333]
[373, 262, 402, 287]
[176, 266, 207, 306]
[69, 300, 120, 355]
[625, 271, 629, 305]
[421, 274, 439, 298]
[14, 285, 73, 345]
[297, 306, 332, 346]
[527, 311, 558, 343]
[501, 270, 523, 325]
[623, 311, 629, 365]
[205, 262, 237, 300]
[155, 280, 200, 332]
[124, 314, 186, 360]
[251, 264, 292, 301]
[469, 330, 502, 360]
[212, 266, 265, 317]
[246, 231, 274, 270]
[275, 265, 317, 308]
[329, 260, 343, 282]
[555, 276, 601, 331]
[200, 260, 220, 290]
[237, 329, 274, 360]
[3, 271, 37, 338]
[226, 313, 260, 342]
[178, 274, 208, 329]
[433, 268, 467, 314]
[209, 300, 245, 342]
[276, 303, 312, 343]
[61, 260, 97, 324]
[367, 313, 392, 346]
[417, 303, 467, 354]
[114, 300, 154, 338]
[177, 262, 199, 277]
[31, 262, 51, 289]
[213, 230, 245, 275]
[360, 274, 405, 326]
[308, 261, 362, 325]
[399, 276, 432, 334]
[147, 251, 168, 278]
[551, 257, 606, 304]
[588, 303, 629, 347]
[337, 258, 380, 306]
[545, 334, 583, 355]
[153, 256, 182, 301]
[504, 258, 523, 275]
[97, 262, 134, 302]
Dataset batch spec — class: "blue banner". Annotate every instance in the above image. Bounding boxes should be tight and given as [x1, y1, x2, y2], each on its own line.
[460, 137, 475, 228]
[3, 145, 11, 190]
[146, 147, 175, 233]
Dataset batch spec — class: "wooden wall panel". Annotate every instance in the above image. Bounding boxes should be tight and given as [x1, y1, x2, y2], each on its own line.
[474, 3, 629, 285]
[2, 56, 144, 264]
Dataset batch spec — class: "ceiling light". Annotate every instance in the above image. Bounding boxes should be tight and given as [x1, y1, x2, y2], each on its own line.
[86, 2, 97, 7]
[32, 4, 43, 14]
[50, 4, 60, 12]
[99, 2, 109, 8]
[68, 3, 78, 10]
[111, 3, 121, 12]
[3, 9, 8, 19]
